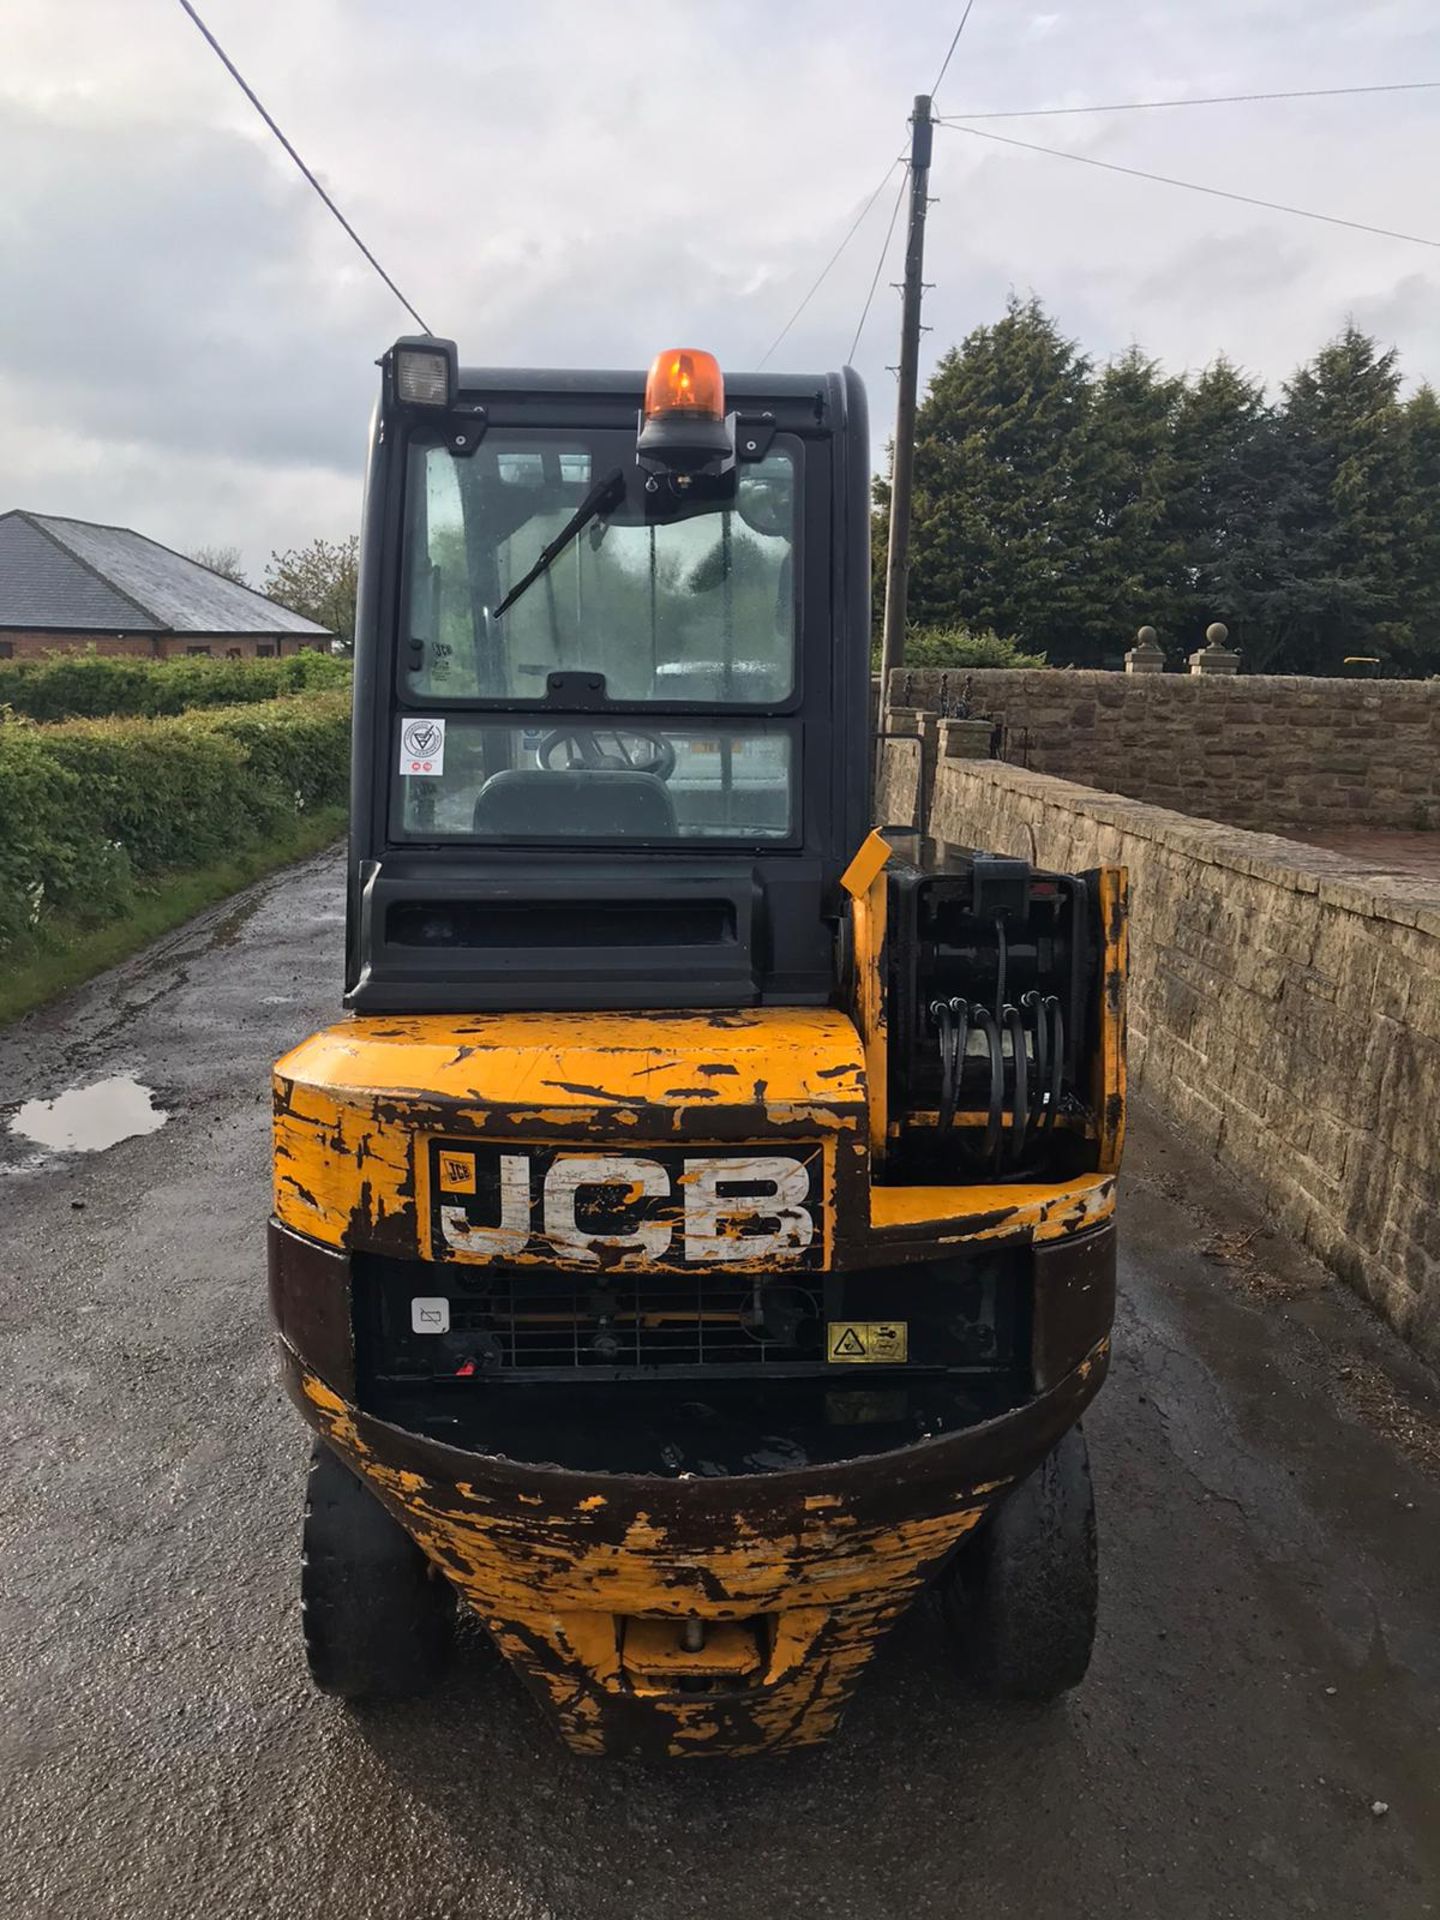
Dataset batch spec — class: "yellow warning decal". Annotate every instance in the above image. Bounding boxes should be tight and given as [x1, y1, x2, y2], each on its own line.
[438, 1152, 476, 1194]
[826, 1321, 908, 1365]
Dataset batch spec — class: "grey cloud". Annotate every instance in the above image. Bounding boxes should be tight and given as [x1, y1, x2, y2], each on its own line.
[3, 0, 1439, 563]
[0, 100, 388, 472]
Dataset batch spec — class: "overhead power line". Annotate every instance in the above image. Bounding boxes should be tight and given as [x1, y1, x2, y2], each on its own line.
[848, 166, 910, 363]
[939, 80, 1440, 121]
[931, 0, 980, 98]
[174, 0, 432, 333]
[757, 158, 905, 368]
[938, 121, 1440, 253]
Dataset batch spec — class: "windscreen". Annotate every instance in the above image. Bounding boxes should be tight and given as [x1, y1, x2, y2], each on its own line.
[403, 432, 797, 704]
[394, 427, 800, 843]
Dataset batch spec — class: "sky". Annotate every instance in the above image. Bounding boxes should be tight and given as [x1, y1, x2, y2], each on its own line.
[4, 0, 1440, 576]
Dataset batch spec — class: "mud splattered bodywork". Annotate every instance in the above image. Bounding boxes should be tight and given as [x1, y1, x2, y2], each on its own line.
[271, 1001, 1121, 1757]
[287, 1341, 1108, 1757]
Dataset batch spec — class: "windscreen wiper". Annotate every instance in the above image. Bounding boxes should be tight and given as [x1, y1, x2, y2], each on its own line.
[492, 467, 626, 619]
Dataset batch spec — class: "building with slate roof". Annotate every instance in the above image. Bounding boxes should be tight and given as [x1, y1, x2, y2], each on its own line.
[0, 510, 331, 660]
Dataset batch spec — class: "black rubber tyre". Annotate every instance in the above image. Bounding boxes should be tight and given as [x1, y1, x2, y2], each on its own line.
[942, 1422, 1098, 1701]
[301, 1440, 455, 1701]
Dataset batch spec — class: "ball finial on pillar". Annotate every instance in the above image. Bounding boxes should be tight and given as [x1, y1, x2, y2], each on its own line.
[1125, 624, 1165, 674]
[1191, 622, 1239, 675]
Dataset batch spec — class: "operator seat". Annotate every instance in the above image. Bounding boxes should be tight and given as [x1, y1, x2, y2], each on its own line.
[472, 768, 678, 838]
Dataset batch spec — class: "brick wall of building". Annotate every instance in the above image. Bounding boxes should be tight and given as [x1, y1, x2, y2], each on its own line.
[887, 668, 1440, 834]
[925, 755, 1440, 1364]
[0, 630, 326, 662]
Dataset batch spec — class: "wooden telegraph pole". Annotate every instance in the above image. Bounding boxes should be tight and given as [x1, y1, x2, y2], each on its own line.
[879, 94, 934, 698]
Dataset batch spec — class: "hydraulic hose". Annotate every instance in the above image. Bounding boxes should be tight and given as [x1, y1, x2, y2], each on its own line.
[1003, 1002, 1029, 1169]
[1023, 989, 1047, 1126]
[1044, 994, 1065, 1132]
[946, 996, 969, 1131]
[971, 1004, 1005, 1171]
[930, 999, 957, 1132]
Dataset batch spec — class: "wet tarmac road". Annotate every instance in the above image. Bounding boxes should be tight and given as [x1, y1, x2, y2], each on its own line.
[2, 847, 1438, 1920]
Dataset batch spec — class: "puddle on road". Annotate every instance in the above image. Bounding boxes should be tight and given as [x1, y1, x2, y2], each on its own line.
[9, 1075, 169, 1153]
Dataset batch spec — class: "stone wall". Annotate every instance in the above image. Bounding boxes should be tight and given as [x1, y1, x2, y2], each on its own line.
[928, 756, 1440, 1364]
[888, 667, 1440, 834]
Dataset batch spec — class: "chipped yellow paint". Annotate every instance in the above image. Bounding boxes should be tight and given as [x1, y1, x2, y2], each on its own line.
[273, 1008, 866, 1255]
[296, 1364, 1017, 1758]
[1096, 866, 1129, 1174]
[870, 1172, 1116, 1242]
[272, 1072, 413, 1246]
[848, 857, 890, 1163]
[1075, 1336, 1111, 1382]
[275, 1008, 865, 1110]
[840, 828, 893, 900]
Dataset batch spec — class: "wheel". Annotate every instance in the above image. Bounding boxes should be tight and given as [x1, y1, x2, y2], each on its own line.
[300, 1439, 455, 1700]
[942, 1423, 1098, 1701]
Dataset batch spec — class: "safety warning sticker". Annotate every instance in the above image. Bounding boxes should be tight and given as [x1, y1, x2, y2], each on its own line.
[411, 1296, 451, 1334]
[400, 716, 446, 776]
[826, 1320, 908, 1365]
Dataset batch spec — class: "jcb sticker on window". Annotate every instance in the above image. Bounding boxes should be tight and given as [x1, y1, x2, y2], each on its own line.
[827, 1321, 908, 1365]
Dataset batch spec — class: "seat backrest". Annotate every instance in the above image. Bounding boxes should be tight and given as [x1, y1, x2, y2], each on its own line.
[472, 767, 679, 838]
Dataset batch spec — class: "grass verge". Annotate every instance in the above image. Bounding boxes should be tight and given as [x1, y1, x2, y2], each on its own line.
[0, 805, 346, 1026]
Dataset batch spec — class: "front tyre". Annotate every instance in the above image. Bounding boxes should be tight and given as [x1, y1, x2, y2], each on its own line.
[943, 1423, 1098, 1701]
[301, 1439, 455, 1701]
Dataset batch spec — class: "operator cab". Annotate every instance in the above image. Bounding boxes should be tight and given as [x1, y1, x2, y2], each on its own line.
[347, 341, 872, 1011]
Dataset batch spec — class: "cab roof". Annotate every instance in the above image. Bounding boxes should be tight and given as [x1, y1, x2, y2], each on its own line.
[456, 366, 834, 405]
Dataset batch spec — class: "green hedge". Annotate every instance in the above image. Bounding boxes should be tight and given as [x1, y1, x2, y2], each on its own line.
[0, 648, 350, 723]
[0, 690, 350, 949]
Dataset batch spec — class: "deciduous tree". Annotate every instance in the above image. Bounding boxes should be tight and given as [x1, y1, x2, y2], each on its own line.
[187, 544, 248, 586]
[263, 536, 359, 648]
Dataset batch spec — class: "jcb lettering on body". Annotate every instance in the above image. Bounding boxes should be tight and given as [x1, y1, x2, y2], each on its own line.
[433, 1144, 823, 1270]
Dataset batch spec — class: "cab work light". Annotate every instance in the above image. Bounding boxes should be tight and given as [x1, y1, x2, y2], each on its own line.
[637, 347, 734, 477]
[390, 335, 458, 409]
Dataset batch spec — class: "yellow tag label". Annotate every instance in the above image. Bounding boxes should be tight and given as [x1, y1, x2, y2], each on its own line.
[438, 1152, 476, 1194]
[826, 1320, 908, 1365]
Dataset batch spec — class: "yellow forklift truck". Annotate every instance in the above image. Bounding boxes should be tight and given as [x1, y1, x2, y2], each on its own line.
[269, 341, 1127, 1758]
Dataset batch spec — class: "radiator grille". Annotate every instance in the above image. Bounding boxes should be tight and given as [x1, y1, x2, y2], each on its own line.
[450, 1274, 818, 1370]
[370, 1264, 822, 1377]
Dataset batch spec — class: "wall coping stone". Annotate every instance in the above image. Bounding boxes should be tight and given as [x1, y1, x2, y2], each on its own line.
[939, 758, 1440, 939]
[889, 666, 1440, 703]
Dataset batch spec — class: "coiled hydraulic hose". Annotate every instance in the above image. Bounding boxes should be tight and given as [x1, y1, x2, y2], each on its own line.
[1042, 993, 1064, 1132]
[931, 996, 973, 1135]
[944, 996, 969, 1131]
[1003, 1002, 1029, 1169]
[1020, 990, 1067, 1135]
[970, 1003, 1005, 1170]
[934, 990, 1065, 1178]
[930, 998, 957, 1131]
[1023, 988, 1047, 1116]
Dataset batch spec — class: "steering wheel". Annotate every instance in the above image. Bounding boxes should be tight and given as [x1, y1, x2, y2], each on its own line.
[537, 726, 677, 782]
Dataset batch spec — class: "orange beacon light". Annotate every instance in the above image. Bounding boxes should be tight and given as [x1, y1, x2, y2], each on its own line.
[643, 348, 725, 422]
